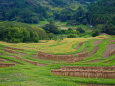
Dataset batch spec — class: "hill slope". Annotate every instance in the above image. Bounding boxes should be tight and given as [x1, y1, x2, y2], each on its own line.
[0, 0, 98, 23]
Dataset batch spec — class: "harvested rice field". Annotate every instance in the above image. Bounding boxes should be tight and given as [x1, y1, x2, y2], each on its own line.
[0, 35, 115, 86]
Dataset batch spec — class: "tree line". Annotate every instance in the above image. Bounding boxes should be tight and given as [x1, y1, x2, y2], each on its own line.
[0, 21, 47, 43]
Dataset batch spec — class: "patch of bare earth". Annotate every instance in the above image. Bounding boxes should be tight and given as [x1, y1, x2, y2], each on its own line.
[100, 33, 109, 35]
[82, 47, 88, 52]
[88, 46, 98, 57]
[93, 40, 103, 45]
[36, 63, 47, 66]
[0, 58, 5, 62]
[74, 40, 102, 62]
[0, 63, 15, 68]
[103, 44, 115, 58]
[109, 40, 115, 43]
[74, 46, 98, 62]
[75, 42, 86, 50]
[60, 27, 68, 30]
[5, 47, 25, 51]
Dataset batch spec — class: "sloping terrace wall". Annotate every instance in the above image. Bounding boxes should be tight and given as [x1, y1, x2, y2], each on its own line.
[38, 51, 74, 61]
[51, 69, 115, 79]
[61, 66, 115, 71]
[0, 63, 15, 68]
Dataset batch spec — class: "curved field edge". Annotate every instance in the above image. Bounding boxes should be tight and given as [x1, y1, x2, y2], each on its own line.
[0, 36, 115, 86]
[0, 64, 115, 86]
[0, 36, 108, 55]
[81, 38, 115, 63]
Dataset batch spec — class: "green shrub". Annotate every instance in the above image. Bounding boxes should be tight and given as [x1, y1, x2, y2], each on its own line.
[92, 30, 100, 37]
[67, 34, 76, 38]
[0, 21, 47, 43]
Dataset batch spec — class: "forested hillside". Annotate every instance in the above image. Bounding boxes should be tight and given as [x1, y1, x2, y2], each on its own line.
[0, 21, 47, 43]
[88, 0, 115, 35]
[0, 0, 115, 43]
[0, 0, 98, 24]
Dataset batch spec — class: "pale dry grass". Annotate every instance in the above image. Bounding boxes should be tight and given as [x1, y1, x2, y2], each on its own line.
[0, 36, 107, 54]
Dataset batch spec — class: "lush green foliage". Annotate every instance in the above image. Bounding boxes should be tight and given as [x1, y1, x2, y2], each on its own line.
[88, 0, 115, 35]
[0, 0, 98, 24]
[92, 30, 100, 37]
[42, 21, 59, 34]
[0, 21, 47, 43]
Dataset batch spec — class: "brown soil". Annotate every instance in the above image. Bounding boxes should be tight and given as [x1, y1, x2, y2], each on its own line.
[103, 44, 115, 58]
[36, 40, 101, 63]
[5, 47, 25, 51]
[60, 27, 68, 30]
[74, 46, 98, 62]
[100, 33, 109, 35]
[93, 40, 103, 45]
[0, 58, 5, 62]
[30, 54, 38, 58]
[82, 47, 88, 52]
[51, 68, 115, 79]
[109, 40, 115, 43]
[88, 46, 98, 57]
[75, 42, 85, 50]
[74, 40, 102, 62]
[0, 63, 15, 68]
[36, 63, 47, 66]
[38, 51, 74, 61]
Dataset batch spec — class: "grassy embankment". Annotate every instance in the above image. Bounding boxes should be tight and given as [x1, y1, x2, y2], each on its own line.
[0, 35, 115, 86]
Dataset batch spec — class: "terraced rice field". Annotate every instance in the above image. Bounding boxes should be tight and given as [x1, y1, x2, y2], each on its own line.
[0, 35, 115, 86]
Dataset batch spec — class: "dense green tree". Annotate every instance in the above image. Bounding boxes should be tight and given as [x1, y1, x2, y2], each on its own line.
[92, 30, 100, 37]
[48, 33, 56, 40]
[67, 34, 76, 38]
[42, 21, 59, 34]
[0, 21, 47, 43]
[102, 24, 115, 35]
[77, 28, 85, 33]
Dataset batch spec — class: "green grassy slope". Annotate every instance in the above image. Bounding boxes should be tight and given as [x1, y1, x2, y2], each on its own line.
[0, 36, 115, 86]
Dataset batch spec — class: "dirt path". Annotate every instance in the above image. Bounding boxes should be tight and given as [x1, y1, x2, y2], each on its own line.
[75, 42, 85, 50]
[87, 46, 98, 57]
[93, 40, 103, 45]
[82, 47, 88, 52]
[76, 39, 103, 57]
[103, 44, 115, 58]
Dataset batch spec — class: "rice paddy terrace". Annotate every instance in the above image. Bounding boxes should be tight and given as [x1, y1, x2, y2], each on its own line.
[0, 35, 115, 86]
